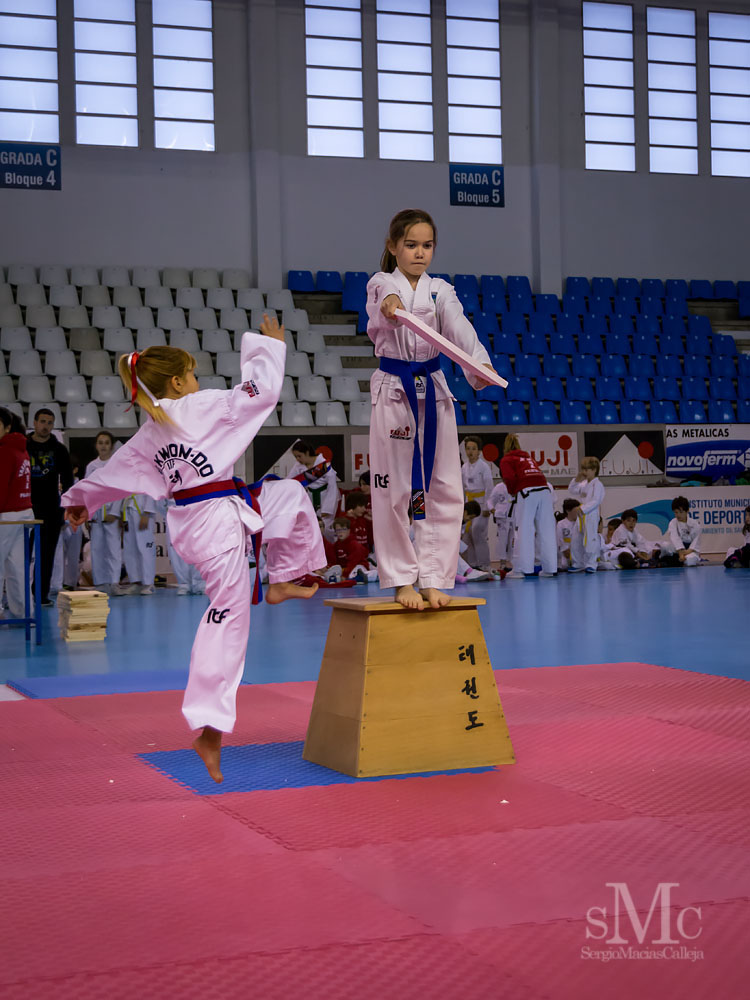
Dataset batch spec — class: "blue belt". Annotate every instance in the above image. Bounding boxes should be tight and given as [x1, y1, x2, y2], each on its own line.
[379, 355, 440, 520]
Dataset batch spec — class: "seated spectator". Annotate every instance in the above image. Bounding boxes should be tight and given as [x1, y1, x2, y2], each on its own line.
[657, 497, 702, 567]
[556, 498, 582, 571]
[344, 491, 373, 552]
[609, 509, 658, 569]
[323, 516, 370, 581]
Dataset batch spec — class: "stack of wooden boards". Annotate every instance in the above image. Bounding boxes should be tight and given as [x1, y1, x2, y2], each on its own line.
[57, 590, 110, 642]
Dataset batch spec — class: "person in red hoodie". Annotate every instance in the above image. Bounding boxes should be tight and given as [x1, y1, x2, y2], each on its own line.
[499, 433, 557, 578]
[323, 516, 370, 581]
[344, 491, 374, 552]
[0, 407, 35, 619]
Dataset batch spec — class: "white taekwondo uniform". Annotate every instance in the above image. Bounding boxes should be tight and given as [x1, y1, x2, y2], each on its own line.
[556, 516, 580, 570]
[122, 492, 157, 587]
[85, 456, 123, 588]
[610, 522, 651, 564]
[62, 332, 325, 734]
[159, 497, 205, 594]
[50, 480, 84, 592]
[462, 455, 494, 570]
[489, 480, 513, 564]
[366, 269, 491, 590]
[568, 476, 605, 571]
[659, 516, 702, 566]
[287, 454, 339, 540]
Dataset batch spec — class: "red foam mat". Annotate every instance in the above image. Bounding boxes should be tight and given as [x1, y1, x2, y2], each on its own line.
[1, 662, 749, 998]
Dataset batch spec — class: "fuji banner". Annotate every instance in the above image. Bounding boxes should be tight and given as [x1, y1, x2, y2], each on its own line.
[584, 430, 665, 477]
[665, 425, 750, 482]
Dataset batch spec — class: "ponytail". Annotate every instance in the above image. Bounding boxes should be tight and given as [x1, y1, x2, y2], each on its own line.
[117, 346, 196, 426]
[504, 433, 521, 454]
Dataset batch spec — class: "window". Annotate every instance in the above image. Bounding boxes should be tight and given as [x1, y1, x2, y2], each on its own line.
[582, 1, 635, 171]
[0, 0, 59, 143]
[647, 7, 697, 174]
[153, 0, 214, 151]
[446, 0, 501, 164]
[305, 0, 363, 157]
[376, 0, 433, 161]
[74, 0, 137, 147]
[709, 11, 750, 177]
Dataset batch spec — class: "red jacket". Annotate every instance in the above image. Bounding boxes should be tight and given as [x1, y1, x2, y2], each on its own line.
[347, 513, 373, 552]
[499, 449, 548, 496]
[0, 432, 33, 513]
[324, 534, 369, 576]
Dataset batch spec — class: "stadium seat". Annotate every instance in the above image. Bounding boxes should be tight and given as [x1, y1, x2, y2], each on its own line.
[69, 328, 101, 351]
[707, 399, 736, 423]
[65, 401, 101, 429]
[713, 280, 737, 300]
[665, 296, 688, 316]
[276, 376, 294, 402]
[528, 312, 555, 336]
[507, 275, 533, 300]
[601, 355, 627, 377]
[193, 352, 214, 377]
[102, 266, 130, 288]
[282, 308, 310, 333]
[596, 376, 623, 401]
[620, 399, 649, 422]
[136, 328, 166, 349]
[25, 305, 56, 328]
[91, 375, 124, 402]
[454, 274, 480, 298]
[315, 401, 347, 426]
[112, 286, 142, 308]
[565, 276, 590, 297]
[710, 377, 736, 400]
[0, 284, 12, 305]
[466, 400, 496, 424]
[521, 330, 548, 354]
[219, 308, 249, 331]
[316, 271, 343, 293]
[612, 297, 637, 317]
[494, 331, 521, 355]
[233, 289, 264, 312]
[605, 333, 631, 355]
[635, 314, 660, 337]
[590, 399, 619, 423]
[738, 357, 750, 378]
[652, 377, 680, 401]
[125, 306, 155, 329]
[679, 399, 707, 423]
[641, 278, 665, 298]
[566, 376, 594, 401]
[330, 376, 362, 402]
[737, 399, 750, 422]
[689, 280, 713, 299]
[583, 314, 608, 338]
[662, 315, 686, 339]
[549, 331, 577, 354]
[162, 268, 190, 289]
[197, 376, 227, 391]
[287, 270, 314, 293]
[70, 266, 99, 287]
[650, 399, 678, 423]
[683, 355, 709, 377]
[489, 353, 513, 379]
[536, 376, 564, 402]
[80, 350, 113, 376]
[48, 285, 79, 308]
[640, 296, 663, 317]
[0, 375, 14, 401]
[579, 330, 605, 355]
[132, 267, 161, 289]
[176, 288, 204, 309]
[474, 310, 499, 339]
[192, 268, 220, 290]
[505, 377, 534, 402]
[483, 292, 507, 316]
[588, 295, 612, 316]
[342, 272, 368, 313]
[453, 400, 465, 425]
[297, 375, 329, 402]
[562, 292, 587, 315]
[659, 332, 685, 355]
[170, 329, 201, 352]
[624, 376, 652, 401]
[144, 287, 173, 308]
[686, 332, 712, 356]
[529, 400, 558, 424]
[591, 277, 616, 299]
[609, 313, 634, 336]
[571, 355, 598, 378]
[543, 354, 570, 377]
[665, 278, 688, 299]
[44, 350, 77, 376]
[710, 356, 736, 378]
[616, 277, 640, 298]
[556, 313, 582, 337]
[498, 400, 527, 424]
[0, 305, 24, 327]
[27, 401, 62, 427]
[103, 401, 138, 428]
[285, 352, 311, 378]
[656, 355, 682, 377]
[712, 333, 738, 357]
[480, 275, 505, 300]
[221, 269, 251, 291]
[457, 290, 481, 315]
[8, 350, 42, 376]
[476, 384, 504, 403]
[40, 266, 68, 287]
[17, 375, 52, 402]
[446, 374, 475, 403]
[267, 290, 295, 313]
[204, 288, 233, 311]
[186, 308, 216, 332]
[534, 294, 559, 316]
[628, 355, 655, 377]
[502, 310, 527, 336]
[559, 399, 588, 423]
[156, 307, 187, 330]
[515, 353, 542, 378]
[349, 401, 371, 425]
[681, 377, 708, 401]
[35, 327, 67, 351]
[214, 352, 240, 379]
[1, 326, 32, 351]
[297, 329, 326, 353]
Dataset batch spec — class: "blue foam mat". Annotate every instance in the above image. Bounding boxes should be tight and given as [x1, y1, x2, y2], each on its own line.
[8, 669, 191, 699]
[139, 740, 495, 795]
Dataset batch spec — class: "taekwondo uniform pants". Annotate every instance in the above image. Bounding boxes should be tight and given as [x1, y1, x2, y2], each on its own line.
[369, 394, 462, 590]
[571, 509, 601, 571]
[181, 478, 326, 733]
[50, 522, 84, 592]
[168, 529, 205, 592]
[0, 509, 35, 618]
[90, 520, 122, 586]
[512, 488, 557, 575]
[123, 518, 156, 586]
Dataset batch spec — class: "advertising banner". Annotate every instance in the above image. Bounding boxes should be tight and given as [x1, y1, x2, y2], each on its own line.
[583, 429, 665, 477]
[254, 434, 346, 480]
[0, 142, 61, 190]
[665, 425, 750, 482]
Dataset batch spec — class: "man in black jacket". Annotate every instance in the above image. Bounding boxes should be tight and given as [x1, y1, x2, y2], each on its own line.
[27, 408, 73, 605]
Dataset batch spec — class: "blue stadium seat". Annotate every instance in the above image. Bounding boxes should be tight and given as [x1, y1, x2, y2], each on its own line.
[498, 400, 528, 424]
[287, 270, 314, 292]
[679, 399, 707, 423]
[590, 399, 620, 423]
[508, 291, 533, 315]
[707, 399, 736, 423]
[550, 330, 577, 354]
[687, 313, 712, 337]
[712, 333, 738, 356]
[629, 355, 655, 377]
[507, 275, 533, 299]
[505, 377, 535, 402]
[457, 290, 480, 315]
[610, 313, 634, 336]
[635, 315, 661, 338]
[605, 332, 631, 354]
[740, 288, 750, 316]
[591, 276, 616, 299]
[617, 278, 640, 298]
[624, 376, 652, 401]
[683, 355, 709, 377]
[613, 295, 638, 316]
[659, 332, 685, 355]
[689, 280, 713, 299]
[710, 356, 736, 378]
[501, 310, 527, 335]
[515, 353, 542, 377]
[342, 272, 368, 312]
[662, 315, 687, 339]
[565, 276, 590, 297]
[562, 292, 586, 315]
[665, 278, 688, 299]
[534, 294, 560, 316]
[739, 376, 750, 398]
[494, 331, 521, 355]
[632, 329, 658, 354]
[454, 400, 465, 425]
[665, 296, 688, 316]
[579, 330, 605, 355]
[432, 273, 452, 283]
[454, 274, 480, 297]
[556, 313, 582, 337]
[601, 354, 627, 377]
[588, 295, 612, 316]
[473, 310, 500, 338]
[316, 270, 343, 293]
[710, 377, 736, 400]
[528, 312, 555, 336]
[521, 330, 549, 354]
[560, 398, 589, 423]
[566, 376, 595, 401]
[483, 292, 507, 316]
[466, 399, 496, 424]
[529, 400, 559, 424]
[620, 399, 649, 423]
[686, 332, 712, 357]
[596, 376, 623, 401]
[739, 358, 750, 378]
[489, 353, 513, 378]
[737, 399, 750, 422]
[653, 376, 681, 401]
[681, 377, 708, 401]
[536, 376, 565, 401]
[439, 354, 454, 376]
[640, 296, 664, 317]
[650, 399, 678, 423]
[446, 374, 475, 402]
[582, 314, 607, 337]
[476, 331, 493, 355]
[656, 355, 683, 377]
[480, 274, 504, 300]
[477, 384, 505, 403]
[544, 354, 571, 377]
[571, 355, 598, 378]
[641, 278, 666, 298]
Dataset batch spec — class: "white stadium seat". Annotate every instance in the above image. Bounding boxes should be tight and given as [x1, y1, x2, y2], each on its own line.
[136, 328, 167, 349]
[82, 285, 112, 307]
[7, 264, 37, 285]
[176, 287, 205, 309]
[66, 401, 100, 428]
[0, 284, 13, 304]
[80, 350, 113, 376]
[144, 286, 173, 308]
[1, 326, 33, 350]
[54, 375, 89, 402]
[220, 308, 249, 331]
[263, 407, 280, 426]
[18, 375, 52, 402]
[16, 284, 46, 307]
[0, 375, 16, 401]
[101, 266, 130, 287]
[91, 375, 125, 402]
[162, 268, 190, 289]
[8, 350, 42, 376]
[206, 288, 234, 310]
[103, 328, 135, 353]
[188, 307, 217, 331]
[59, 305, 89, 329]
[157, 306, 187, 330]
[125, 306, 155, 329]
[48, 285, 79, 307]
[91, 305, 122, 329]
[25, 305, 57, 329]
[69, 328, 101, 351]
[348, 401, 371, 425]
[169, 329, 201, 352]
[112, 286, 142, 308]
[297, 329, 326, 353]
[221, 269, 250, 290]
[70, 266, 99, 287]
[201, 328, 232, 353]
[193, 351, 215, 376]
[279, 375, 296, 401]
[44, 350, 78, 376]
[286, 352, 311, 378]
[35, 327, 67, 351]
[39, 266, 68, 287]
[103, 401, 138, 428]
[192, 268, 220, 289]
[215, 352, 240, 378]
[236, 288, 265, 311]
[197, 376, 227, 390]
[250, 307, 277, 329]
[297, 375, 329, 402]
[315, 401, 347, 426]
[282, 308, 310, 332]
[0, 305, 24, 327]
[132, 267, 161, 289]
[266, 290, 295, 312]
[281, 401, 313, 426]
[331, 375, 362, 401]
[313, 352, 343, 377]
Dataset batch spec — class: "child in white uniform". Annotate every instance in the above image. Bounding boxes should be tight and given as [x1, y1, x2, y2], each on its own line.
[461, 435, 494, 571]
[62, 318, 325, 784]
[50, 463, 83, 593]
[85, 432, 123, 595]
[556, 498, 582, 570]
[610, 510, 656, 569]
[568, 456, 606, 573]
[658, 496, 702, 566]
[122, 492, 157, 593]
[160, 497, 205, 594]
[288, 439, 340, 541]
[489, 480, 513, 569]
[367, 208, 496, 610]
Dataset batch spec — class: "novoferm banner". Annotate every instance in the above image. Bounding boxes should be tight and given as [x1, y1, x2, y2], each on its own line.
[665, 425, 750, 482]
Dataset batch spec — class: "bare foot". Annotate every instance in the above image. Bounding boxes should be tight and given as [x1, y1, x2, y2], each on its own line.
[420, 587, 451, 610]
[395, 584, 424, 610]
[265, 581, 319, 604]
[192, 725, 223, 783]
